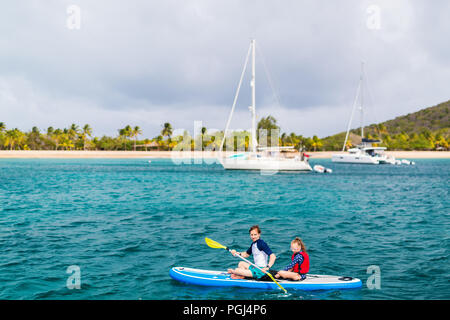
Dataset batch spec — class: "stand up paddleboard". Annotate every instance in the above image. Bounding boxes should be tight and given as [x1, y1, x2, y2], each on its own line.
[170, 267, 362, 291]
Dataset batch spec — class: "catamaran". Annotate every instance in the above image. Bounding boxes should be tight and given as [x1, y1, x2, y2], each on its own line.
[218, 39, 312, 172]
[332, 138, 394, 164]
[332, 63, 396, 165]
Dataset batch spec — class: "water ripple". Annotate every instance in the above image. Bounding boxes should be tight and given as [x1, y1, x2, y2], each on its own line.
[0, 158, 448, 299]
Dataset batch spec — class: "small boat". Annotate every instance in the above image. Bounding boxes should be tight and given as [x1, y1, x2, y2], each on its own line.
[401, 159, 415, 165]
[313, 165, 332, 173]
[170, 267, 362, 291]
[383, 155, 397, 165]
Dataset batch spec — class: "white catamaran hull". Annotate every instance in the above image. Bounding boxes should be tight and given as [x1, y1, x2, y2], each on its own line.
[221, 158, 312, 171]
[331, 153, 379, 164]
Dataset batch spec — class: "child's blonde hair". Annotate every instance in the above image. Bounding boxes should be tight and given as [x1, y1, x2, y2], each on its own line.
[292, 237, 307, 254]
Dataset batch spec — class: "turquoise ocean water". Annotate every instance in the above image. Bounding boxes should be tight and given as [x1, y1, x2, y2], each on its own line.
[0, 158, 448, 300]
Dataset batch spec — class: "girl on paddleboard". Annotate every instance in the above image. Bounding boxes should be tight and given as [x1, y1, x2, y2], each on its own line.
[275, 237, 309, 281]
[227, 225, 277, 280]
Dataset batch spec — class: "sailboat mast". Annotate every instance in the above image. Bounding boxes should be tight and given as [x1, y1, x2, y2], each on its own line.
[360, 62, 364, 140]
[250, 39, 257, 154]
[219, 43, 252, 154]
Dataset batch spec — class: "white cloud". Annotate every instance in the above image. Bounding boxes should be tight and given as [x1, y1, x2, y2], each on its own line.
[0, 1, 448, 138]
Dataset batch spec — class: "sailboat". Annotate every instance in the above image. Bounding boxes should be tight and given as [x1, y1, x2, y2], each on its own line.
[218, 39, 312, 172]
[332, 63, 395, 165]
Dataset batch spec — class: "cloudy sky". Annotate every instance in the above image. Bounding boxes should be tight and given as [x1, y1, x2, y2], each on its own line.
[0, 0, 449, 138]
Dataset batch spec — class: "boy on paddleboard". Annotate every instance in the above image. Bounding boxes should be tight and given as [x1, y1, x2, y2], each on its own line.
[275, 237, 309, 281]
[227, 225, 276, 280]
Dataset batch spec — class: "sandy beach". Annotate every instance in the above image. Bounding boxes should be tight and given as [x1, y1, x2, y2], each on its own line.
[0, 150, 449, 159]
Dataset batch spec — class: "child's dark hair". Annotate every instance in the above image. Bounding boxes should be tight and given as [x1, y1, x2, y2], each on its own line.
[249, 225, 261, 234]
[292, 237, 307, 254]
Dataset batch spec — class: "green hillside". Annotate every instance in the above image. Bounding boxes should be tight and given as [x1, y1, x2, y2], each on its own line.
[321, 100, 450, 151]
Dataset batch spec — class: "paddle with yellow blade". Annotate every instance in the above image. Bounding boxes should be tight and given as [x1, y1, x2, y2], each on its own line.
[205, 237, 287, 294]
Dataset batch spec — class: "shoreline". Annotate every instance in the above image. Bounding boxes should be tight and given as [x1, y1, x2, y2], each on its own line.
[0, 150, 449, 159]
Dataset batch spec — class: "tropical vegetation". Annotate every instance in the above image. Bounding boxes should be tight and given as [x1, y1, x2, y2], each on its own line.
[0, 100, 448, 152]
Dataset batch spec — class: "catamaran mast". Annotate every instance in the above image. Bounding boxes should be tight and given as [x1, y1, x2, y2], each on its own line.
[250, 39, 257, 154]
[342, 61, 365, 151]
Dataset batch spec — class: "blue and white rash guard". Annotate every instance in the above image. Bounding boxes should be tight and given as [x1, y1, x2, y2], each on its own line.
[246, 239, 273, 268]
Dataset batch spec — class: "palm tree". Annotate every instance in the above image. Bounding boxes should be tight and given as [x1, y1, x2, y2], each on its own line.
[27, 127, 42, 150]
[311, 135, 323, 152]
[280, 132, 287, 146]
[53, 129, 63, 150]
[17, 130, 26, 150]
[288, 132, 297, 146]
[207, 132, 223, 151]
[124, 125, 132, 139]
[60, 133, 74, 150]
[131, 126, 142, 151]
[4, 129, 16, 150]
[161, 123, 173, 140]
[4, 128, 25, 150]
[142, 138, 151, 151]
[199, 127, 208, 150]
[154, 135, 164, 149]
[68, 124, 80, 149]
[69, 124, 79, 137]
[257, 115, 280, 147]
[0, 122, 6, 150]
[118, 125, 132, 150]
[82, 124, 93, 150]
[161, 123, 173, 150]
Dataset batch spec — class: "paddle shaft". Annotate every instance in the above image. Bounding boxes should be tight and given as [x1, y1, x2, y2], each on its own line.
[204, 237, 287, 293]
[227, 248, 268, 272]
[226, 247, 287, 294]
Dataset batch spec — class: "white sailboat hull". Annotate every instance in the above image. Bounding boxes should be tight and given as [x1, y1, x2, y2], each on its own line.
[221, 158, 312, 171]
